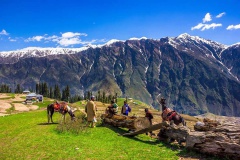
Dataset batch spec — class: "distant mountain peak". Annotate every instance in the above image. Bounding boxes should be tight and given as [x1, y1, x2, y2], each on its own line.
[177, 33, 191, 39]
[104, 39, 124, 46]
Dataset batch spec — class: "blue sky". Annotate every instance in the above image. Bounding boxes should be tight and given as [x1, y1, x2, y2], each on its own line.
[0, 0, 239, 51]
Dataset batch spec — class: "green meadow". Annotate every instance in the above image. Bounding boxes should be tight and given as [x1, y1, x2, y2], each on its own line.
[0, 98, 222, 160]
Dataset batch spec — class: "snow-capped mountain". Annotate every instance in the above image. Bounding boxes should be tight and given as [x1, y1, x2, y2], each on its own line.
[0, 34, 233, 61]
[0, 34, 240, 117]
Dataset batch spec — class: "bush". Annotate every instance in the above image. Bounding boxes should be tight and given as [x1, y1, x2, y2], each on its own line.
[55, 110, 89, 134]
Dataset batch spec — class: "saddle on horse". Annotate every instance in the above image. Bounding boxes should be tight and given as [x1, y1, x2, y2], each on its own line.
[162, 107, 185, 126]
[162, 108, 173, 121]
[53, 102, 69, 113]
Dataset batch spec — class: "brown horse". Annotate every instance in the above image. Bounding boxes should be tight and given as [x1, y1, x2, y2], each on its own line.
[47, 102, 75, 123]
[162, 107, 186, 126]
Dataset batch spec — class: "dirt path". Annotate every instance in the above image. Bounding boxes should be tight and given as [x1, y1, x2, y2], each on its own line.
[0, 94, 39, 116]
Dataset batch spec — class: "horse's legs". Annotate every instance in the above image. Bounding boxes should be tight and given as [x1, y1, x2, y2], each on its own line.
[68, 110, 75, 121]
[50, 110, 54, 123]
[47, 104, 55, 123]
[181, 116, 186, 126]
[61, 114, 66, 124]
[47, 110, 50, 123]
[47, 105, 52, 123]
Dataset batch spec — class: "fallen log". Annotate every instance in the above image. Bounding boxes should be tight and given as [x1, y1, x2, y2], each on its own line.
[102, 113, 240, 159]
[159, 120, 240, 160]
[186, 122, 240, 159]
[122, 123, 164, 136]
[102, 114, 151, 131]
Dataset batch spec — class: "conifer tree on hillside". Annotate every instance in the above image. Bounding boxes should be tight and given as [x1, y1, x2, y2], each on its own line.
[15, 84, 22, 93]
[61, 85, 70, 102]
[97, 90, 101, 102]
[49, 87, 54, 98]
[36, 84, 39, 94]
[42, 82, 48, 97]
[115, 93, 118, 103]
[102, 91, 106, 103]
[54, 84, 61, 100]
[0, 84, 11, 93]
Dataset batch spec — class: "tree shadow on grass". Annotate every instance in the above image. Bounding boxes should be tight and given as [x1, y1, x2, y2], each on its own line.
[99, 123, 226, 160]
[99, 123, 159, 145]
[37, 122, 59, 125]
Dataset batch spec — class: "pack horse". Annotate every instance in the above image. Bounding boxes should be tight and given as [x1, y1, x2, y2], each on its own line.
[159, 98, 186, 126]
[47, 101, 75, 123]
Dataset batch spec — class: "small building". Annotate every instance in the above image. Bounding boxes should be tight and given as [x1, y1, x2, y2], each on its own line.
[36, 94, 43, 102]
[22, 90, 30, 94]
[26, 93, 43, 102]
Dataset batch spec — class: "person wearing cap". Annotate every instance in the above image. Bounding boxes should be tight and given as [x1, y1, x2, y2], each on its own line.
[121, 101, 131, 116]
[145, 108, 153, 136]
[85, 96, 97, 128]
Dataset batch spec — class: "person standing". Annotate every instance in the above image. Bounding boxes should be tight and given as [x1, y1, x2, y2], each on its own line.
[121, 101, 131, 116]
[145, 108, 153, 136]
[85, 96, 97, 128]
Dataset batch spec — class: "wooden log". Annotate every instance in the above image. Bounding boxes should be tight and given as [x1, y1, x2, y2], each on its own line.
[122, 123, 164, 136]
[158, 121, 240, 159]
[186, 123, 240, 159]
[102, 114, 151, 130]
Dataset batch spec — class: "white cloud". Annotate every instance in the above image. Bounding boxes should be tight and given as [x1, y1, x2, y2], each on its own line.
[58, 37, 82, 46]
[0, 29, 9, 35]
[61, 32, 87, 38]
[8, 37, 17, 42]
[191, 23, 222, 31]
[226, 24, 240, 30]
[201, 23, 222, 31]
[25, 36, 44, 42]
[191, 12, 223, 31]
[203, 13, 212, 23]
[191, 23, 205, 30]
[24, 31, 93, 47]
[216, 12, 226, 18]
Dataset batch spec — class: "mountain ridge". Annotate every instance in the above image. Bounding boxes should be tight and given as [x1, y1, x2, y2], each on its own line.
[0, 34, 240, 117]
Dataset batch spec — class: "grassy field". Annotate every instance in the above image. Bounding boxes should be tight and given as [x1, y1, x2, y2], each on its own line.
[0, 97, 222, 160]
[0, 110, 183, 160]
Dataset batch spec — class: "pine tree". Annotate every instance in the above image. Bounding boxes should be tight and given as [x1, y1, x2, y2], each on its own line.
[49, 87, 54, 98]
[115, 93, 118, 103]
[36, 83, 39, 94]
[87, 91, 91, 100]
[98, 90, 102, 102]
[102, 91, 106, 103]
[54, 84, 61, 100]
[15, 84, 22, 93]
[42, 82, 48, 97]
[65, 85, 70, 102]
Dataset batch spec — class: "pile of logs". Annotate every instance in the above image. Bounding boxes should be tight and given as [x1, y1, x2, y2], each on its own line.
[159, 118, 240, 159]
[102, 114, 240, 159]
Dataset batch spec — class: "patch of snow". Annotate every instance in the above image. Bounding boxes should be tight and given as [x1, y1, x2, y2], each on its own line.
[168, 38, 179, 48]
[159, 47, 161, 56]
[0, 46, 91, 58]
[129, 37, 148, 40]
[89, 61, 94, 72]
[104, 39, 124, 47]
[145, 66, 149, 73]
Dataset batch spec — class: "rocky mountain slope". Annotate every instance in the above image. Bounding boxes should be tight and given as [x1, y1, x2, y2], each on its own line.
[0, 34, 240, 116]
